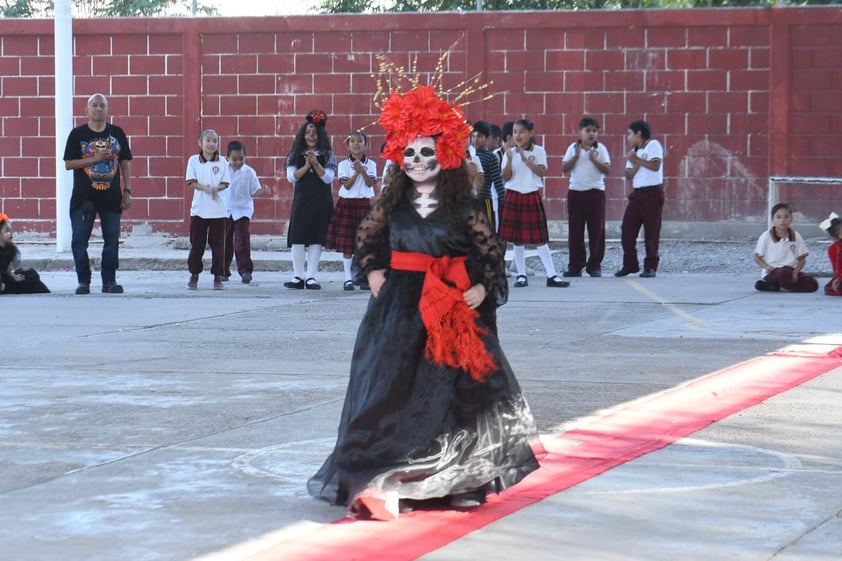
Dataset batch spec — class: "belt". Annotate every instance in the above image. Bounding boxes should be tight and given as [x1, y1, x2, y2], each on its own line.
[390, 250, 496, 381]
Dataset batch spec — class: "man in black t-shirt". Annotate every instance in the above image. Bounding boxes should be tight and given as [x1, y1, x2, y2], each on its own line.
[63, 93, 133, 294]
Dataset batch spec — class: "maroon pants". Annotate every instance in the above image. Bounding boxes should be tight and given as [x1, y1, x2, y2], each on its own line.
[764, 267, 819, 293]
[223, 217, 254, 276]
[620, 186, 664, 271]
[188, 215, 226, 276]
[567, 189, 605, 272]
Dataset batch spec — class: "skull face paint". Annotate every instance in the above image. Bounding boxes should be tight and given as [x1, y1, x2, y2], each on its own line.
[403, 136, 441, 184]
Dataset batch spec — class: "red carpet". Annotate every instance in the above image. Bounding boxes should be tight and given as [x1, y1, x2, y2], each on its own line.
[247, 347, 842, 561]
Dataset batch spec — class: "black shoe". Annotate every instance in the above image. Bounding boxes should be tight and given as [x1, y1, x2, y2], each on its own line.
[614, 267, 640, 277]
[562, 269, 582, 277]
[241, 272, 252, 284]
[343, 280, 355, 291]
[546, 275, 571, 288]
[359, 281, 371, 291]
[449, 489, 487, 509]
[514, 275, 528, 288]
[284, 277, 305, 289]
[304, 277, 321, 290]
[75, 283, 90, 295]
[640, 269, 656, 278]
[586, 268, 602, 277]
[222, 275, 230, 282]
[755, 279, 780, 292]
[102, 281, 124, 294]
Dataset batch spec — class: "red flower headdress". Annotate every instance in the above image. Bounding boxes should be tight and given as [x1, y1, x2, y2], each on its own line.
[306, 109, 327, 128]
[373, 44, 492, 171]
[0, 213, 9, 223]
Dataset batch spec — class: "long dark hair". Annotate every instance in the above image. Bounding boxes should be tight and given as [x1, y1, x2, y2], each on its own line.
[514, 119, 536, 150]
[376, 161, 473, 230]
[286, 122, 332, 167]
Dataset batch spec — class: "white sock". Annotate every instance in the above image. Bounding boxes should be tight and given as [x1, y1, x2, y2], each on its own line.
[342, 258, 353, 281]
[537, 244, 557, 278]
[291, 244, 306, 279]
[306, 244, 322, 279]
[514, 245, 526, 276]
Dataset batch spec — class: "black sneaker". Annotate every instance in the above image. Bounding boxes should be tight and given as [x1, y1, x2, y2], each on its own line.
[75, 284, 90, 295]
[755, 279, 780, 292]
[102, 282, 124, 294]
[241, 272, 252, 284]
[562, 269, 582, 277]
[640, 269, 657, 278]
[586, 268, 602, 277]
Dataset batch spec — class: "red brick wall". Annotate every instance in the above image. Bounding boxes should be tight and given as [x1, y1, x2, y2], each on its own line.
[1, 8, 841, 237]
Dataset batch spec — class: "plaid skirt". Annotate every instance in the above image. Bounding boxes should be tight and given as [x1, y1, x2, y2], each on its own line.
[326, 197, 372, 255]
[498, 190, 549, 245]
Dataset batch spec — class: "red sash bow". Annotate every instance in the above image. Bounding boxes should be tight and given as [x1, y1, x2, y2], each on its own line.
[390, 251, 497, 382]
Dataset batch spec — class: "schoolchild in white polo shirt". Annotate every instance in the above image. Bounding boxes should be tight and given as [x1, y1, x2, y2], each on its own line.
[753, 202, 818, 292]
[221, 140, 270, 284]
[498, 119, 569, 289]
[185, 129, 231, 290]
[616, 120, 664, 278]
[562, 116, 611, 277]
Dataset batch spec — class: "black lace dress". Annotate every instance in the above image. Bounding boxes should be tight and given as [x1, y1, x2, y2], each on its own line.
[0, 243, 49, 294]
[307, 199, 542, 511]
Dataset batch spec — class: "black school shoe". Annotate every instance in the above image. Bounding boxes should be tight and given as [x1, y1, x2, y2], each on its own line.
[304, 277, 321, 290]
[102, 282, 124, 294]
[546, 275, 571, 288]
[75, 283, 90, 295]
[755, 279, 780, 292]
[640, 269, 657, 278]
[614, 267, 640, 277]
[562, 269, 582, 277]
[586, 268, 602, 277]
[514, 275, 528, 288]
[284, 276, 305, 289]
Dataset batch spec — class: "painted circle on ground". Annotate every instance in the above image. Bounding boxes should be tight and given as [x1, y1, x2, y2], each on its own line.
[576, 437, 802, 494]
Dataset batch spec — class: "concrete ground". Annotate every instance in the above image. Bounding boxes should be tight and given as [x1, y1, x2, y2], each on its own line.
[1, 246, 840, 561]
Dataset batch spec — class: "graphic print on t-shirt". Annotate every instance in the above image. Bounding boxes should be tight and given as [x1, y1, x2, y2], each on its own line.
[81, 135, 121, 190]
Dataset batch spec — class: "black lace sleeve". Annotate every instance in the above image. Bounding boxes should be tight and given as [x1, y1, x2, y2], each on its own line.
[353, 203, 391, 281]
[466, 203, 508, 307]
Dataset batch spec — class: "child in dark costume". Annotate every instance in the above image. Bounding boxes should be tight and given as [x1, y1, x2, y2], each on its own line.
[0, 214, 50, 294]
[307, 75, 542, 521]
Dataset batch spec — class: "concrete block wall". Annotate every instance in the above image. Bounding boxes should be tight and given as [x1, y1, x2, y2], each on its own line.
[1, 8, 841, 239]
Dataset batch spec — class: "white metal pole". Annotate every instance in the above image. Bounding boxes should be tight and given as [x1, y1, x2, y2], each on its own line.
[54, 0, 73, 252]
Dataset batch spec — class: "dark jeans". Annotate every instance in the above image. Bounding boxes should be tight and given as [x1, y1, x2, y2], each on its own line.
[620, 186, 664, 272]
[224, 217, 254, 276]
[567, 189, 605, 272]
[188, 215, 226, 276]
[70, 205, 121, 285]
